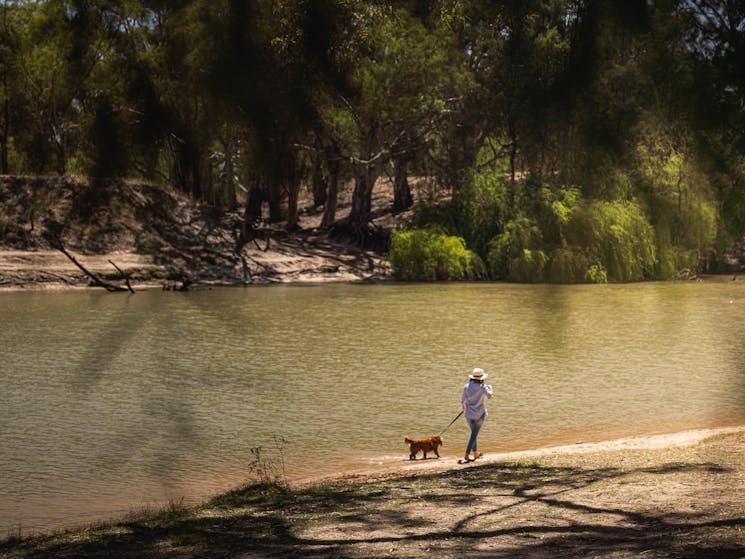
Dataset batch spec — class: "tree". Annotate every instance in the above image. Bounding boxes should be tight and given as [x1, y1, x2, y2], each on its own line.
[0, 1, 21, 174]
[461, 1, 580, 187]
[316, 4, 471, 238]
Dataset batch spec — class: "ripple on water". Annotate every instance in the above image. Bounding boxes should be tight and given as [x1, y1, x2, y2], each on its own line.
[2, 282, 745, 533]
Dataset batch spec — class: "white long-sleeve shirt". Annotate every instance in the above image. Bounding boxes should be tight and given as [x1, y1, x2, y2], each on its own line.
[461, 381, 493, 420]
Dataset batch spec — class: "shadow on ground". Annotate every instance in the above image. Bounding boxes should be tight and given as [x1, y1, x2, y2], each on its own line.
[3, 447, 745, 559]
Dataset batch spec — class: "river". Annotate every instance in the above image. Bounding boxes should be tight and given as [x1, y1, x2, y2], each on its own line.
[2, 282, 744, 535]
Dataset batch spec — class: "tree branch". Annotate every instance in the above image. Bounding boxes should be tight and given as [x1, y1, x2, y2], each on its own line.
[108, 259, 135, 293]
[47, 233, 131, 292]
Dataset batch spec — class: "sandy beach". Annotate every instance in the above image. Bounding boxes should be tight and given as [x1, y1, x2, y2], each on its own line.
[3, 424, 744, 558]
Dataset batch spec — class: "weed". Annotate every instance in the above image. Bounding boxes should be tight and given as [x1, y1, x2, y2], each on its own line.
[247, 435, 289, 489]
[2, 524, 23, 545]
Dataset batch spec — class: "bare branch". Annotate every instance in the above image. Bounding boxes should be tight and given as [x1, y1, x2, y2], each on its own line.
[47, 234, 131, 292]
[108, 259, 135, 293]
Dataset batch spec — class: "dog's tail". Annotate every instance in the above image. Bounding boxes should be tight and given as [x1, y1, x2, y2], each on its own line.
[404, 436, 412, 444]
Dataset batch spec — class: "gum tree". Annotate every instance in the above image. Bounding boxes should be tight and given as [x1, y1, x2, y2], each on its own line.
[319, 3, 472, 239]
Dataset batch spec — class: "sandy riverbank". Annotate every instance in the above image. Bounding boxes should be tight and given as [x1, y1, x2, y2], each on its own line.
[286, 424, 745, 490]
[2, 175, 742, 291]
[0, 175, 401, 291]
[3, 425, 744, 558]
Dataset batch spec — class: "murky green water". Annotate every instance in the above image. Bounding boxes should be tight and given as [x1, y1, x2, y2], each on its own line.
[2, 282, 745, 534]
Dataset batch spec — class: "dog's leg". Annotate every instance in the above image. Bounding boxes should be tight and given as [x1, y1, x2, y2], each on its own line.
[435, 448, 440, 458]
[423, 451, 427, 459]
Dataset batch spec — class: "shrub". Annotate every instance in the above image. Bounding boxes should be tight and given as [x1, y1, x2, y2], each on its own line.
[566, 200, 657, 281]
[486, 216, 543, 280]
[388, 228, 486, 281]
[635, 124, 718, 276]
[547, 248, 591, 283]
[585, 263, 608, 283]
[655, 244, 701, 279]
[508, 248, 548, 282]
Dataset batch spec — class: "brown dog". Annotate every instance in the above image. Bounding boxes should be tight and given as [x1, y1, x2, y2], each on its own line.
[404, 435, 443, 460]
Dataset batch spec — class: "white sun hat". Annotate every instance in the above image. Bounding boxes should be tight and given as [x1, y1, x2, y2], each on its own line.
[469, 367, 489, 380]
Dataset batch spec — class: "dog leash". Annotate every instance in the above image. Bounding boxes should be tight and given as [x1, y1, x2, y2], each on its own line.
[438, 410, 464, 436]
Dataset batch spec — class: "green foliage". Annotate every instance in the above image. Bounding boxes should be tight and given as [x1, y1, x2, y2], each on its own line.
[507, 248, 549, 283]
[452, 159, 508, 255]
[388, 228, 485, 281]
[0, 0, 743, 280]
[634, 122, 718, 277]
[546, 248, 591, 283]
[486, 216, 543, 280]
[585, 263, 608, 284]
[655, 245, 700, 280]
[566, 200, 657, 282]
[410, 140, 509, 258]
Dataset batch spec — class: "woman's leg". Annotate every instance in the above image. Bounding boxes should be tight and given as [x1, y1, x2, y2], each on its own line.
[465, 415, 485, 456]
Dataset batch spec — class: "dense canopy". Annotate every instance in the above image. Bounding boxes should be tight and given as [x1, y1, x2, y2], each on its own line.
[1, 0, 744, 281]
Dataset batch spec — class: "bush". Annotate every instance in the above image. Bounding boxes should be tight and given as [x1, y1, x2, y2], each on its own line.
[412, 143, 509, 259]
[635, 124, 718, 276]
[388, 228, 486, 281]
[585, 263, 608, 283]
[566, 200, 657, 281]
[508, 248, 548, 282]
[655, 244, 701, 279]
[547, 248, 591, 283]
[486, 216, 543, 280]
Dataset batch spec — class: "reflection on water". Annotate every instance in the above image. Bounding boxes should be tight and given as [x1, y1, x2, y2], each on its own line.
[1, 282, 744, 533]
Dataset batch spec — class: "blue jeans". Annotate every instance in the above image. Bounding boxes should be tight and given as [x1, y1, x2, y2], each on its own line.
[466, 414, 486, 455]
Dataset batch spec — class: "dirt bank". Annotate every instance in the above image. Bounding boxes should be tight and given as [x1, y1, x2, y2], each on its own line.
[2, 426, 744, 558]
[2, 175, 743, 289]
[0, 175, 411, 290]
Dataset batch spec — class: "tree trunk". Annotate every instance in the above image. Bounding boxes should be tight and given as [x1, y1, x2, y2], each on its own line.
[286, 164, 300, 232]
[222, 136, 237, 211]
[320, 149, 340, 229]
[349, 164, 372, 224]
[190, 155, 202, 200]
[392, 156, 413, 212]
[170, 138, 202, 199]
[266, 181, 283, 223]
[0, 4, 6, 173]
[508, 120, 518, 185]
[347, 159, 383, 227]
[1, 95, 8, 175]
[237, 176, 263, 250]
[311, 150, 327, 208]
[54, 129, 67, 175]
[245, 177, 263, 223]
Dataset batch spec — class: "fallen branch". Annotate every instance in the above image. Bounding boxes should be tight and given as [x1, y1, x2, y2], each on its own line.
[48, 234, 132, 292]
[108, 259, 135, 293]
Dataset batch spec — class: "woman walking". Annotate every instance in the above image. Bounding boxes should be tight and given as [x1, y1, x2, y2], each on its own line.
[461, 367, 493, 462]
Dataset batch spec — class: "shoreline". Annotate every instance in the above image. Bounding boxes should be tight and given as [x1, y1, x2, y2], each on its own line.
[293, 424, 745, 488]
[0, 244, 387, 292]
[5, 424, 745, 558]
[0, 246, 740, 293]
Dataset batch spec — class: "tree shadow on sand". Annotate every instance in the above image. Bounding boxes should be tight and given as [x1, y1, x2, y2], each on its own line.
[3, 458, 745, 559]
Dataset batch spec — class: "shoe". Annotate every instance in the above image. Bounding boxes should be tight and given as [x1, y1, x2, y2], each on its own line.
[473, 452, 483, 460]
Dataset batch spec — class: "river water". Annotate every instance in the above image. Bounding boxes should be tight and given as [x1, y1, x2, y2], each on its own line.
[2, 282, 745, 534]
